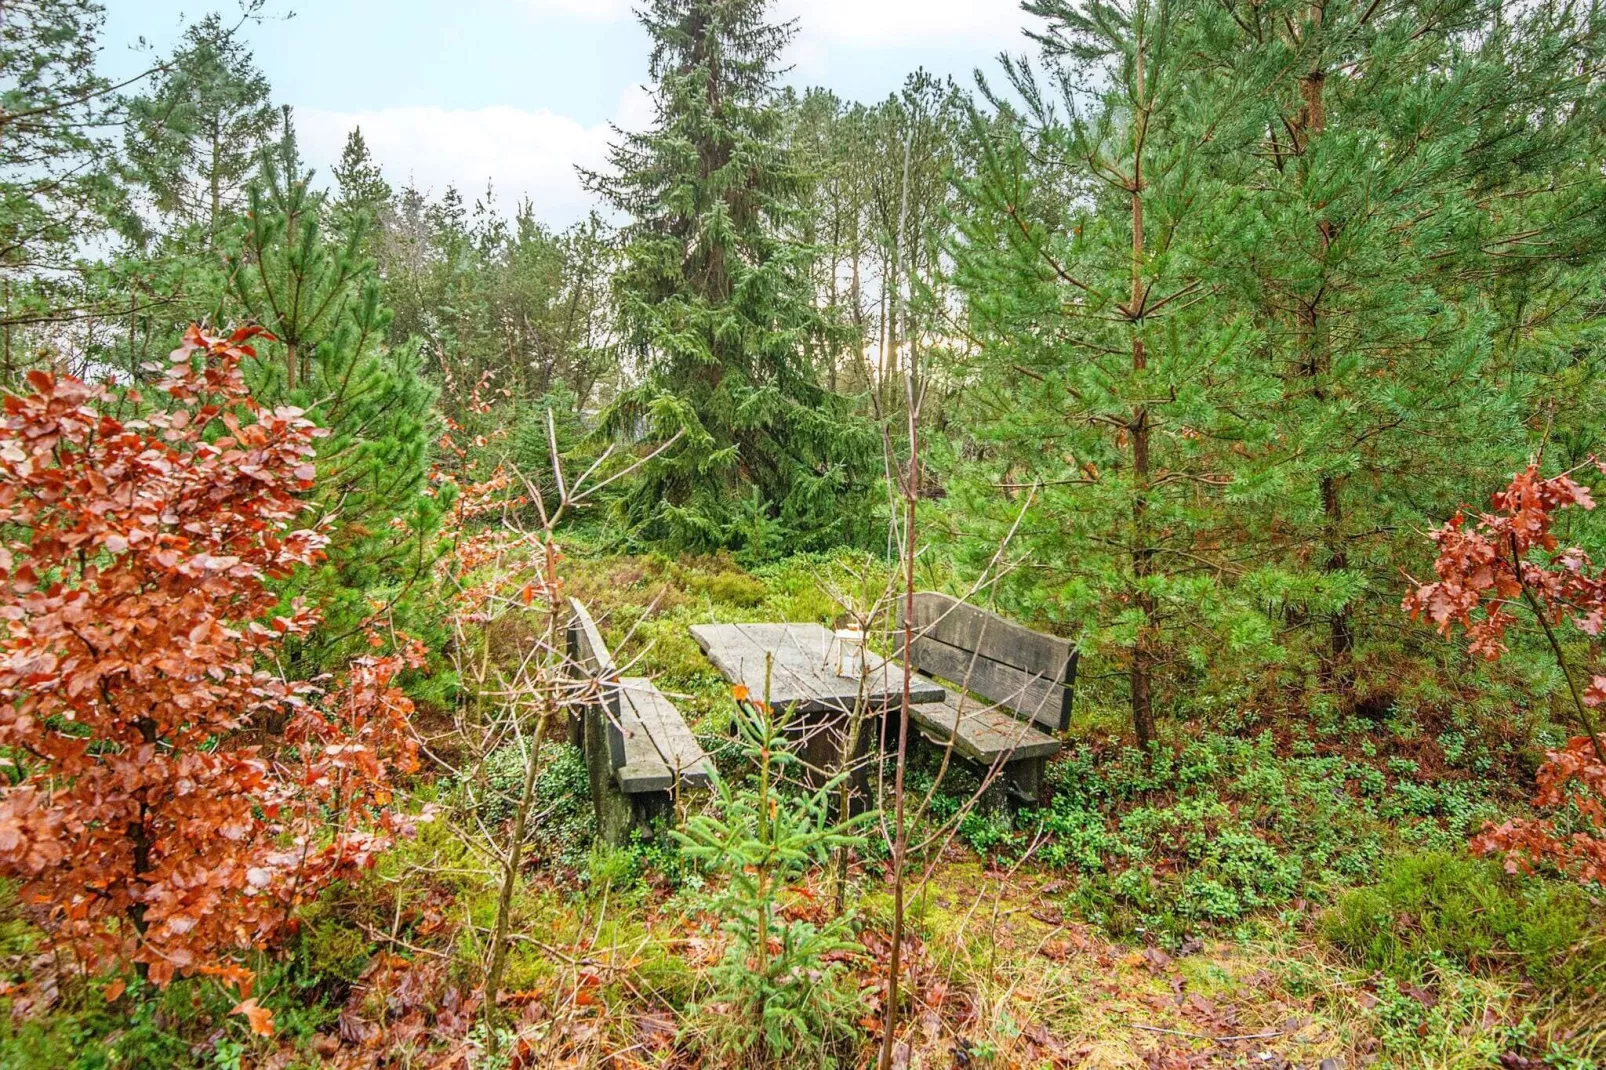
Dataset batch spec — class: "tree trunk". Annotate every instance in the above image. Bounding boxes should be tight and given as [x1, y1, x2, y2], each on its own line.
[208, 121, 223, 249]
[1128, 39, 1158, 752]
[1298, 11, 1352, 695]
[483, 729, 540, 1048]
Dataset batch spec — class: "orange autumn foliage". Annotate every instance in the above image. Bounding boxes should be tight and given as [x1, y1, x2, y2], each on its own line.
[1473, 736, 1606, 885]
[1406, 459, 1606, 886]
[0, 326, 419, 988]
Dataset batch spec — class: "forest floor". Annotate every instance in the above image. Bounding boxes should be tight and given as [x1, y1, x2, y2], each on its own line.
[2, 547, 1602, 1070]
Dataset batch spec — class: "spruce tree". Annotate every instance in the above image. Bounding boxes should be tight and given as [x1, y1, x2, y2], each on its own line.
[586, 0, 876, 555]
[330, 126, 393, 248]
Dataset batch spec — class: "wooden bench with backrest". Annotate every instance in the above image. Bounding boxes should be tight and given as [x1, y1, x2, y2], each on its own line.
[896, 592, 1078, 803]
[568, 599, 715, 844]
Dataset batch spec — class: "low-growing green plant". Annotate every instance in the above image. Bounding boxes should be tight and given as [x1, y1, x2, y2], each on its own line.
[587, 831, 696, 892]
[1366, 962, 1533, 1066]
[1322, 850, 1606, 991]
[675, 685, 869, 1068]
[472, 741, 595, 870]
[953, 733, 1410, 933]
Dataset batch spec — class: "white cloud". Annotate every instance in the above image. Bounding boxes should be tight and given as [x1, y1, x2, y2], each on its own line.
[290, 0, 1043, 230]
[295, 102, 618, 228]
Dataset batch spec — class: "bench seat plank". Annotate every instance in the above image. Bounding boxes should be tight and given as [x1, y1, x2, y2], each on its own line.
[602, 677, 675, 794]
[908, 696, 1062, 764]
[619, 678, 715, 789]
[571, 599, 711, 801]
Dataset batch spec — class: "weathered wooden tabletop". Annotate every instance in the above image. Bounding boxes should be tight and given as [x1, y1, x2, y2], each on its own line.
[690, 622, 945, 717]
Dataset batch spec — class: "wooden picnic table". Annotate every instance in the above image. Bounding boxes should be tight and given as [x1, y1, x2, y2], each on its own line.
[689, 622, 945, 716]
[691, 622, 945, 796]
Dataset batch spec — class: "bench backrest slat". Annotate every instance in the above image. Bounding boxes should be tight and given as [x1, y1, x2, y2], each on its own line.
[568, 599, 629, 769]
[898, 592, 1077, 733]
[568, 597, 619, 681]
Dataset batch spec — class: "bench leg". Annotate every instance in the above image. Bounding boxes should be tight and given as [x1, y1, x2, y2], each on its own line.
[1005, 756, 1046, 806]
[586, 702, 634, 846]
[974, 756, 1047, 813]
[631, 791, 674, 837]
[588, 702, 684, 845]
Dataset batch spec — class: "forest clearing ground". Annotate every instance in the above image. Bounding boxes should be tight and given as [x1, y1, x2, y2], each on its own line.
[384, 836, 1524, 1069]
[854, 858, 1362, 1067]
[0, 545, 1596, 1069]
[466, 547, 1595, 1069]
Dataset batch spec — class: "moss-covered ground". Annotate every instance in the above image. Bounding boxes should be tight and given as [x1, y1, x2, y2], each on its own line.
[1, 549, 1601, 1068]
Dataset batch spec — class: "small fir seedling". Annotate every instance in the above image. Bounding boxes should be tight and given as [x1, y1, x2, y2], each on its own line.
[675, 666, 869, 1066]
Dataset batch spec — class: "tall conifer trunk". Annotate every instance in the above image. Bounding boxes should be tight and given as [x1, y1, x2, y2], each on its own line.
[1297, 7, 1353, 694]
[1128, 22, 1157, 751]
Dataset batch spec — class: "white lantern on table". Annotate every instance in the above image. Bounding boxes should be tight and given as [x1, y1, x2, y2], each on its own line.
[832, 625, 865, 678]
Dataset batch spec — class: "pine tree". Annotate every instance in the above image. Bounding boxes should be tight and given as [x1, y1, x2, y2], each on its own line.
[228, 112, 442, 673]
[586, 0, 876, 555]
[946, 0, 1606, 742]
[1216, 0, 1606, 704]
[950, 0, 1284, 747]
[124, 13, 277, 244]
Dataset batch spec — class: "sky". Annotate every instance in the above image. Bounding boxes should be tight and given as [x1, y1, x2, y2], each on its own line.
[101, 1, 1046, 228]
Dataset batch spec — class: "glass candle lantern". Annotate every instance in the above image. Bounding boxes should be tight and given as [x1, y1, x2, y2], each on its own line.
[833, 626, 865, 678]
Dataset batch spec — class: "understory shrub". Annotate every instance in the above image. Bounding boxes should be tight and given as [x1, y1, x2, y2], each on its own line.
[473, 741, 594, 870]
[1322, 850, 1606, 991]
[941, 732, 1513, 935]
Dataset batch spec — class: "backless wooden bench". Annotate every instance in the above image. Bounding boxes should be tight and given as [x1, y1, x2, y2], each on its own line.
[897, 592, 1078, 804]
[568, 599, 715, 845]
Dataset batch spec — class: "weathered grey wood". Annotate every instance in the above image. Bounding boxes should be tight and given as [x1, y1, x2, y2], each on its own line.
[908, 592, 1073, 679]
[690, 622, 945, 716]
[891, 593, 1074, 806]
[583, 694, 636, 845]
[907, 696, 1062, 764]
[908, 634, 1068, 732]
[568, 598, 618, 679]
[899, 593, 1077, 733]
[569, 600, 711, 840]
[606, 679, 675, 794]
[619, 679, 714, 790]
[569, 599, 621, 752]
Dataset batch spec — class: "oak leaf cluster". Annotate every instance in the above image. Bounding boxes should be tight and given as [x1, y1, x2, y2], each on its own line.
[1407, 460, 1606, 885]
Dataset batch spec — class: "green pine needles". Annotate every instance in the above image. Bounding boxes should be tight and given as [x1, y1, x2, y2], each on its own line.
[945, 0, 1606, 743]
[587, 0, 878, 556]
[229, 114, 444, 672]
